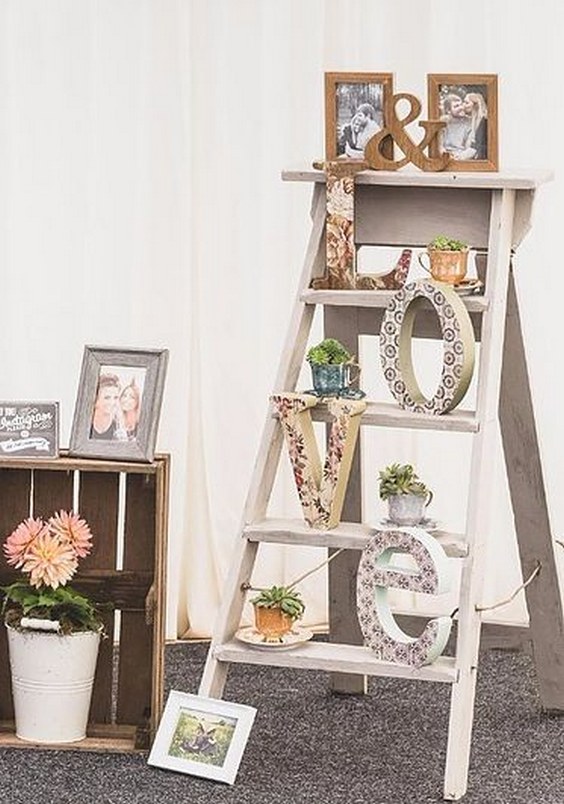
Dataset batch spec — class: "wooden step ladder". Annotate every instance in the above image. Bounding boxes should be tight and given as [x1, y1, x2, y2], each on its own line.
[198, 168, 563, 800]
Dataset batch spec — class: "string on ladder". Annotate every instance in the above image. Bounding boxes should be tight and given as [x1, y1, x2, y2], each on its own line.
[241, 548, 346, 593]
[449, 560, 541, 620]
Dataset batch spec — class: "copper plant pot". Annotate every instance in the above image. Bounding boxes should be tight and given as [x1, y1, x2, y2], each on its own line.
[253, 605, 294, 641]
[419, 248, 469, 285]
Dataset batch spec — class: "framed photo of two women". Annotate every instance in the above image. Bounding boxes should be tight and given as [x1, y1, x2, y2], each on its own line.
[69, 346, 169, 463]
[325, 72, 498, 172]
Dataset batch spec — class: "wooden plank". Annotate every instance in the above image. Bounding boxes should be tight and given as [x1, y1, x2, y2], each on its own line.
[32, 468, 73, 515]
[301, 288, 489, 314]
[282, 168, 553, 190]
[116, 473, 156, 743]
[499, 270, 564, 710]
[310, 400, 479, 433]
[151, 457, 169, 730]
[0, 721, 139, 753]
[0, 568, 152, 607]
[245, 518, 469, 559]
[214, 640, 458, 683]
[79, 471, 119, 724]
[0, 468, 31, 721]
[444, 189, 515, 801]
[325, 305, 365, 694]
[0, 451, 159, 475]
[355, 186, 493, 250]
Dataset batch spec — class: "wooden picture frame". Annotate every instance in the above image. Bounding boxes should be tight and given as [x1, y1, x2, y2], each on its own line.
[0, 402, 59, 458]
[427, 73, 498, 172]
[148, 691, 257, 785]
[325, 71, 393, 162]
[69, 345, 168, 463]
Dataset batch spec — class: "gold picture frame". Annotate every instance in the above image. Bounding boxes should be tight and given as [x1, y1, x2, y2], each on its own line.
[427, 73, 498, 172]
[324, 71, 393, 162]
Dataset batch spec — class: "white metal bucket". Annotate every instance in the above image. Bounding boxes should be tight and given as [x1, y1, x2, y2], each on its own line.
[6, 625, 100, 743]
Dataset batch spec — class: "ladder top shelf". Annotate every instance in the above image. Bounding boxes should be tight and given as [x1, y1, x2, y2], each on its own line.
[282, 167, 554, 190]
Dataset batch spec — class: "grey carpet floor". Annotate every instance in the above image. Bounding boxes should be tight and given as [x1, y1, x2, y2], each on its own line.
[0, 639, 562, 804]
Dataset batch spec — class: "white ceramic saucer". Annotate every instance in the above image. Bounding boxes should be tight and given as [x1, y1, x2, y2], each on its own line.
[235, 625, 314, 651]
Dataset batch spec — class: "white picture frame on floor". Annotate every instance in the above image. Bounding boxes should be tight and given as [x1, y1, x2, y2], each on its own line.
[147, 691, 257, 785]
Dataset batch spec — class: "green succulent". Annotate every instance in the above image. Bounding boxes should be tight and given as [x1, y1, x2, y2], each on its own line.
[306, 338, 353, 366]
[250, 585, 305, 620]
[427, 235, 468, 252]
[378, 463, 431, 500]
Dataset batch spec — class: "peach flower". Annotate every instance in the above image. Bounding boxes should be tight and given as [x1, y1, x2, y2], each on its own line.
[21, 530, 78, 589]
[48, 510, 93, 558]
[3, 517, 47, 567]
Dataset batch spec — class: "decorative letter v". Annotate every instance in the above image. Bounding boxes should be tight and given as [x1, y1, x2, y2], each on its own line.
[271, 393, 366, 530]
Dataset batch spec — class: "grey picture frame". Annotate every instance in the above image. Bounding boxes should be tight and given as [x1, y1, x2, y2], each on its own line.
[69, 345, 169, 463]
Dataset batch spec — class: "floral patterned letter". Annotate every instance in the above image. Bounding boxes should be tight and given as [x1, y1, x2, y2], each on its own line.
[356, 527, 453, 666]
[271, 393, 366, 529]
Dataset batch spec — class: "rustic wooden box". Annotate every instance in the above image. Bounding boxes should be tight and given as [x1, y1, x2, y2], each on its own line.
[0, 451, 169, 752]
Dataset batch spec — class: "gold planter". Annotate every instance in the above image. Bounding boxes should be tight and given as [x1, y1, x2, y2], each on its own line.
[419, 248, 469, 285]
[253, 605, 294, 641]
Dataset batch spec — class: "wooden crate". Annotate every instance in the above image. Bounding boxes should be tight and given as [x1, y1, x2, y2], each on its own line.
[0, 451, 170, 753]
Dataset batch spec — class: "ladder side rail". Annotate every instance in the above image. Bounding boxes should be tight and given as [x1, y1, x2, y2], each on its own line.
[444, 188, 516, 800]
[199, 185, 326, 698]
[500, 269, 564, 710]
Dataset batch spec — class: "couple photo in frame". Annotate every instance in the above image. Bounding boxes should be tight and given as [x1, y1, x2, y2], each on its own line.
[69, 345, 168, 463]
[325, 71, 498, 171]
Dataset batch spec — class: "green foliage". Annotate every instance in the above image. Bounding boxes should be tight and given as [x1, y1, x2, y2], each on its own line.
[1, 582, 106, 635]
[250, 585, 305, 620]
[306, 338, 352, 366]
[427, 235, 468, 252]
[378, 463, 431, 500]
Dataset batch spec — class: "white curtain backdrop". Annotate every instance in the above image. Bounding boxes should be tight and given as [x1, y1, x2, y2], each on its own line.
[1, 0, 563, 639]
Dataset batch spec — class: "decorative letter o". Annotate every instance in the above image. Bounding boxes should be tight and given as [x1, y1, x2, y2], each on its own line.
[379, 279, 475, 414]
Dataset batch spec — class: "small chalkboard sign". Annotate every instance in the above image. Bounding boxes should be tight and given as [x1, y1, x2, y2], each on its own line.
[0, 402, 59, 458]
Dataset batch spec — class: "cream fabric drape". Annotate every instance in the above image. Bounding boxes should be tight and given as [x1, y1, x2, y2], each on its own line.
[1, 1, 563, 639]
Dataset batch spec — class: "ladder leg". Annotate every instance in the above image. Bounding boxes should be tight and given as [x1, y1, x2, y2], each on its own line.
[199, 538, 259, 698]
[444, 188, 516, 799]
[443, 619, 481, 800]
[500, 270, 564, 710]
[199, 185, 327, 698]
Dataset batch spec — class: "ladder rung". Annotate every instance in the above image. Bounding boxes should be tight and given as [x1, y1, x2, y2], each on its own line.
[301, 288, 489, 313]
[244, 518, 469, 559]
[215, 639, 458, 683]
[308, 400, 479, 433]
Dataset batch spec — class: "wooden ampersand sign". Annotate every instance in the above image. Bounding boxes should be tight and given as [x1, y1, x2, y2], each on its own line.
[365, 93, 448, 172]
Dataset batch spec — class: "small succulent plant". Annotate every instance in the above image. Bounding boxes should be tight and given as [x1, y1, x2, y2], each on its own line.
[427, 235, 468, 252]
[306, 338, 353, 366]
[378, 463, 431, 500]
[250, 585, 305, 621]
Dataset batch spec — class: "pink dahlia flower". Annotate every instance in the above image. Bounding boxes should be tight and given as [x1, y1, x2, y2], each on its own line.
[48, 510, 93, 558]
[3, 517, 47, 567]
[21, 530, 78, 589]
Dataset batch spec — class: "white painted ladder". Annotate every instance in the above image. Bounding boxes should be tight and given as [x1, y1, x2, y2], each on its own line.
[199, 168, 563, 801]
